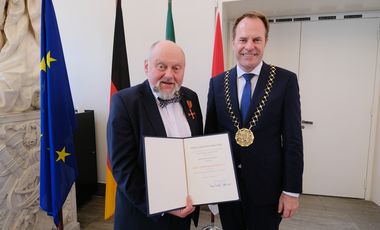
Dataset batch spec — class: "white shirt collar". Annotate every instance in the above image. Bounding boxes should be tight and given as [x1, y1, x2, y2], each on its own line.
[237, 61, 263, 79]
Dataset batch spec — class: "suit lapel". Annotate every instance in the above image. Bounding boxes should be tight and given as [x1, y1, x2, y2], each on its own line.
[140, 80, 167, 137]
[179, 90, 198, 136]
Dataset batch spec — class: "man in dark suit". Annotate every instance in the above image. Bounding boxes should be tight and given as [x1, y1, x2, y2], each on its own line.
[107, 40, 202, 230]
[205, 11, 303, 230]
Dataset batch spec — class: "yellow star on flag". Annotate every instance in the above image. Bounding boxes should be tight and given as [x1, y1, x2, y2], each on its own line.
[56, 147, 71, 162]
[40, 57, 46, 72]
[40, 51, 57, 72]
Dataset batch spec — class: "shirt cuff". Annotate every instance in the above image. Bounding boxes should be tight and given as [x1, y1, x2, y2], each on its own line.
[283, 191, 300, 197]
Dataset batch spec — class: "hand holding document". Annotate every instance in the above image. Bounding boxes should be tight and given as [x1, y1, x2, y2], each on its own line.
[168, 196, 195, 218]
[143, 133, 239, 215]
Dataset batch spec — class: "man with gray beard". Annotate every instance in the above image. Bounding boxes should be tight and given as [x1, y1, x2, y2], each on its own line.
[107, 40, 202, 230]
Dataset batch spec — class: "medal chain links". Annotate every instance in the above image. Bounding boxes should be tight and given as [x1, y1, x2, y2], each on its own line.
[223, 65, 276, 131]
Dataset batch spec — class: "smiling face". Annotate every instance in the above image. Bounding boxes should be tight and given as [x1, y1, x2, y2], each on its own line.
[144, 41, 185, 99]
[233, 17, 268, 72]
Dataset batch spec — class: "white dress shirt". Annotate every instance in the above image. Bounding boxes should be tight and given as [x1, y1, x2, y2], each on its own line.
[151, 87, 191, 138]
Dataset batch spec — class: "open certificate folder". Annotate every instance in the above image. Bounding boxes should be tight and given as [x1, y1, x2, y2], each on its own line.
[143, 133, 239, 215]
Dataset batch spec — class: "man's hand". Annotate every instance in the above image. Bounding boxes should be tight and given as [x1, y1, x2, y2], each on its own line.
[278, 193, 299, 218]
[168, 196, 195, 218]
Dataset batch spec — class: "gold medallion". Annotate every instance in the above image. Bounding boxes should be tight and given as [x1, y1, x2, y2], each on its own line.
[224, 65, 276, 148]
[235, 128, 254, 147]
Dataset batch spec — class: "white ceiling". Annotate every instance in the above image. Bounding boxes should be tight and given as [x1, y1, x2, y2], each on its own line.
[223, 0, 380, 19]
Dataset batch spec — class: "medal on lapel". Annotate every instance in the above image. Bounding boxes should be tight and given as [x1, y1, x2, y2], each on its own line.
[186, 100, 196, 120]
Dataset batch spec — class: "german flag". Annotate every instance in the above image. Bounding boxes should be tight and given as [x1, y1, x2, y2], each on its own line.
[104, 0, 130, 220]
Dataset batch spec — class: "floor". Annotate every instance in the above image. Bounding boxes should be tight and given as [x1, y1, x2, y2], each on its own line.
[77, 195, 380, 230]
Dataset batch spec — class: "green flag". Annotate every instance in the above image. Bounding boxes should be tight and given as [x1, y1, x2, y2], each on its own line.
[166, 0, 175, 42]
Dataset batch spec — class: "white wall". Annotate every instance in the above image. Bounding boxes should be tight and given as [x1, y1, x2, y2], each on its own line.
[53, 0, 215, 183]
[371, 44, 380, 205]
[373, 100, 380, 206]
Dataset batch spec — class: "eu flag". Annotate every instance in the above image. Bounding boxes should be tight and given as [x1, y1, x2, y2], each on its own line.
[40, 0, 77, 226]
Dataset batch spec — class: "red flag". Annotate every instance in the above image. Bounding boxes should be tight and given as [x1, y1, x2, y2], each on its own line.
[104, 0, 130, 220]
[212, 11, 224, 78]
[208, 11, 224, 217]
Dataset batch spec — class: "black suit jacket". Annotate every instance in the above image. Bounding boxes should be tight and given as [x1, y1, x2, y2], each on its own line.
[107, 80, 203, 230]
[205, 62, 303, 206]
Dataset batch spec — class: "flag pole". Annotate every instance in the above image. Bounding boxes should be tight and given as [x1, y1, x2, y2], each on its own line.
[58, 209, 64, 230]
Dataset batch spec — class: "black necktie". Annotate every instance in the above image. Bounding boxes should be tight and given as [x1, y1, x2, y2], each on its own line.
[241, 73, 255, 124]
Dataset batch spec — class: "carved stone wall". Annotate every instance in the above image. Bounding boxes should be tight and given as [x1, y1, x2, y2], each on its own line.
[0, 0, 80, 228]
[0, 111, 79, 230]
[0, 0, 41, 113]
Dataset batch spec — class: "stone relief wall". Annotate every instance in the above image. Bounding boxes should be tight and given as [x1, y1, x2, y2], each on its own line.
[0, 0, 79, 229]
[0, 112, 79, 230]
[0, 112, 48, 229]
[0, 0, 40, 113]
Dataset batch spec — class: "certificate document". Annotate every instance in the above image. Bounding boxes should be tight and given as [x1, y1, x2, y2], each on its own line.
[143, 133, 239, 215]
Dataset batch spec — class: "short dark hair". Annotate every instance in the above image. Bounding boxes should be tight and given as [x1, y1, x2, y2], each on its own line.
[232, 11, 270, 40]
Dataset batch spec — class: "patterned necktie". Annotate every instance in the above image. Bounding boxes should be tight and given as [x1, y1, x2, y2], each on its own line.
[241, 73, 255, 124]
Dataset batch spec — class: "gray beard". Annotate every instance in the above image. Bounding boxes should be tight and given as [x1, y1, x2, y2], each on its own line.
[153, 82, 180, 100]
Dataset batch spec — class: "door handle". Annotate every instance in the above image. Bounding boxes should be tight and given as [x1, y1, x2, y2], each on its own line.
[301, 120, 313, 125]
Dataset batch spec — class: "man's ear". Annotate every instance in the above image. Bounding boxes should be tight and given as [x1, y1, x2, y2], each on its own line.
[144, 59, 149, 74]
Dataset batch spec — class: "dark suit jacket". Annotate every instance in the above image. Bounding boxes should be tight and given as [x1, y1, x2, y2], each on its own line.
[107, 80, 203, 230]
[205, 62, 303, 206]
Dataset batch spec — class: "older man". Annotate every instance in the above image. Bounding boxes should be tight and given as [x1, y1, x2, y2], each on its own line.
[107, 40, 202, 230]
